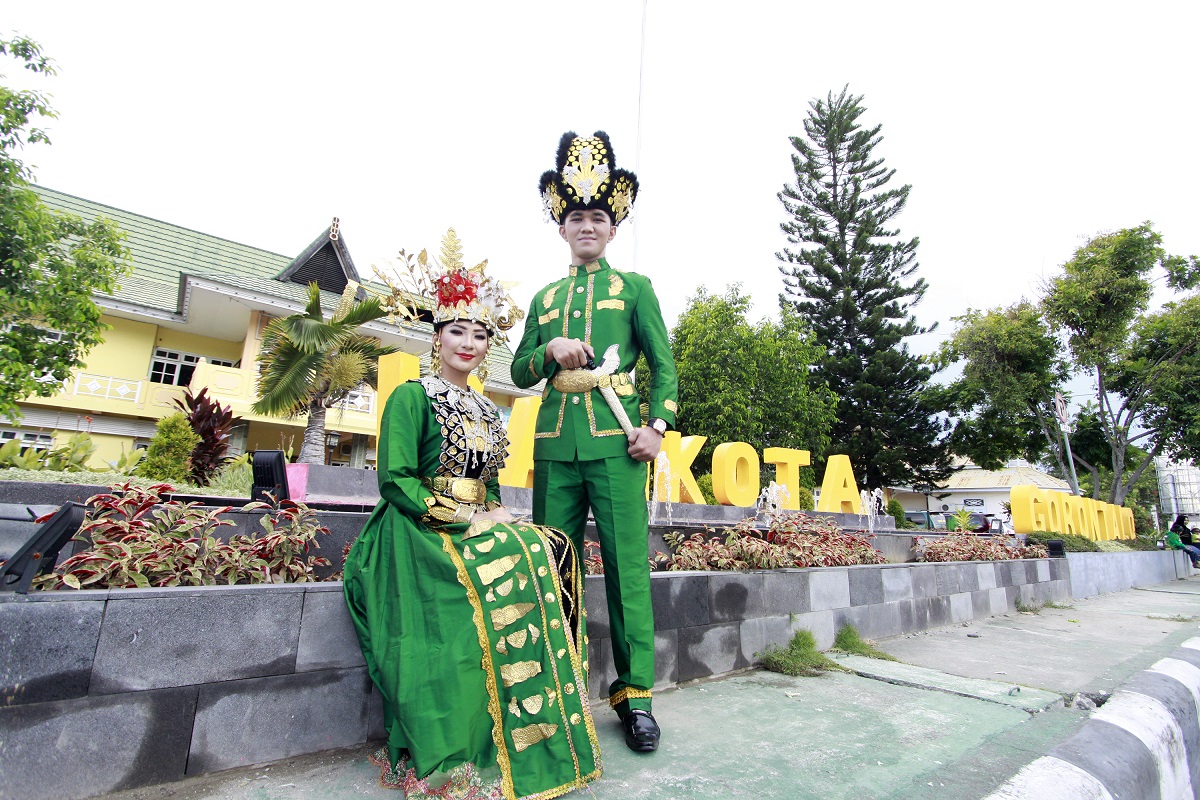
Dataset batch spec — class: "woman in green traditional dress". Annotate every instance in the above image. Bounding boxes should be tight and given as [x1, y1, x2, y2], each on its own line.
[344, 231, 601, 799]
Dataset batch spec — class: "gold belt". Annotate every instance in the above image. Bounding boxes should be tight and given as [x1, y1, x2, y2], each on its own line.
[551, 370, 634, 394]
[424, 476, 488, 505]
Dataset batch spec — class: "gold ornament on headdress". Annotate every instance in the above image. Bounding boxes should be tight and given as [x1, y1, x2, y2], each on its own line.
[374, 228, 523, 340]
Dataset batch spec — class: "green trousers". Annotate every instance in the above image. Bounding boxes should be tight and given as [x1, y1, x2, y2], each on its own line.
[533, 456, 654, 716]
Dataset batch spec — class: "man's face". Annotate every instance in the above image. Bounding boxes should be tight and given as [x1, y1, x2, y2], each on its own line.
[559, 209, 616, 264]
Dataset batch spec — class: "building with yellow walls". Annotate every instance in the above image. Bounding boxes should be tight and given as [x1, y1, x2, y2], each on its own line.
[4, 187, 536, 470]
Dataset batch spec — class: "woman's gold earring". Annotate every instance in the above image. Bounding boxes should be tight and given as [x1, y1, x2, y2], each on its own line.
[431, 337, 442, 376]
[477, 357, 489, 383]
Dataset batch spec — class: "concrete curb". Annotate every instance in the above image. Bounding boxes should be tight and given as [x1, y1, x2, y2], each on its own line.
[984, 634, 1200, 800]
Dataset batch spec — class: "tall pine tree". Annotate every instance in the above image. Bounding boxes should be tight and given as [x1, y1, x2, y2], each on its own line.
[776, 86, 950, 490]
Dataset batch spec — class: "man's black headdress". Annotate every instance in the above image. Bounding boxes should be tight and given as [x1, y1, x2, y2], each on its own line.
[538, 130, 639, 226]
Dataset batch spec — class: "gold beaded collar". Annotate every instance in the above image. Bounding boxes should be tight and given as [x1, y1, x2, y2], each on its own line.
[568, 258, 609, 277]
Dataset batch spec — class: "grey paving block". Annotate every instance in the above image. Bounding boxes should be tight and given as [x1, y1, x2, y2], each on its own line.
[847, 567, 883, 607]
[927, 595, 951, 628]
[296, 588, 365, 672]
[654, 628, 678, 689]
[1007, 561, 1027, 587]
[958, 564, 980, 593]
[975, 563, 997, 590]
[790, 609, 836, 649]
[709, 572, 764, 622]
[0, 685, 196, 800]
[934, 565, 961, 596]
[0, 598, 105, 705]
[1035, 560, 1051, 583]
[910, 566, 938, 598]
[898, 598, 929, 634]
[970, 590, 992, 618]
[808, 569, 850, 611]
[988, 587, 1009, 615]
[762, 569, 810, 615]
[881, 567, 913, 603]
[676, 622, 741, 683]
[742, 615, 792, 663]
[948, 592, 973, 623]
[187, 668, 373, 775]
[650, 572, 710, 630]
[587, 637, 613, 699]
[91, 586, 305, 693]
[994, 562, 1013, 587]
[367, 683, 386, 740]
[583, 575, 609, 640]
[1049, 558, 1069, 581]
[1049, 719, 1159, 800]
[857, 601, 902, 640]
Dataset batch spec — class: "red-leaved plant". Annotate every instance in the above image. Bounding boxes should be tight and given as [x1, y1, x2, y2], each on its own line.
[662, 512, 888, 571]
[917, 533, 1048, 562]
[34, 483, 330, 590]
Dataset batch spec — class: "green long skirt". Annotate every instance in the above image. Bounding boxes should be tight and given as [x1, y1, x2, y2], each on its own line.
[344, 506, 601, 799]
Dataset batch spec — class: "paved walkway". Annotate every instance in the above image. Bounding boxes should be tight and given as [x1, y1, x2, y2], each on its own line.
[94, 579, 1200, 800]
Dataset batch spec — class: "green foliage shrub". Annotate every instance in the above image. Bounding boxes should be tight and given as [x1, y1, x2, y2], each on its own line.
[137, 414, 200, 485]
[886, 498, 907, 529]
[694, 473, 717, 505]
[1127, 503, 1154, 535]
[795, 486, 814, 512]
[1024, 531, 1099, 552]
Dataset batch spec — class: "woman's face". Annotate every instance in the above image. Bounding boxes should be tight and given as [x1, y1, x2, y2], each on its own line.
[438, 319, 490, 379]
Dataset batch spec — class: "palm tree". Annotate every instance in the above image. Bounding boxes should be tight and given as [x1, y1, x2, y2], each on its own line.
[253, 282, 399, 464]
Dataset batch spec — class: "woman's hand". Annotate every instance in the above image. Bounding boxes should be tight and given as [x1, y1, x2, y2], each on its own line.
[472, 506, 515, 524]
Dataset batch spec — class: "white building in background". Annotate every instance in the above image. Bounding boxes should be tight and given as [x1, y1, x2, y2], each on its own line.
[1154, 457, 1200, 516]
[891, 459, 1070, 520]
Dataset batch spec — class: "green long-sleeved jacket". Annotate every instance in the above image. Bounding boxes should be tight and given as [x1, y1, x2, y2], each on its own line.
[510, 258, 678, 462]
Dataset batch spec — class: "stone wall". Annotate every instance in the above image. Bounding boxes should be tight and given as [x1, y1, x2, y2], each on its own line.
[1066, 550, 1191, 598]
[1, 556, 1067, 800]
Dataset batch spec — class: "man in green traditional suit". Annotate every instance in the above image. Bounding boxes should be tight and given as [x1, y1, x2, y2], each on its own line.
[511, 131, 678, 753]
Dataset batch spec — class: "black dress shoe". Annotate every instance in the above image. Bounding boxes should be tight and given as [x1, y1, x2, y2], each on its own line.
[621, 709, 661, 752]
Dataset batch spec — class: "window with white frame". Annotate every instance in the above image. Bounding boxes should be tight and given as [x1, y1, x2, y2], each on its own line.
[148, 348, 235, 386]
[0, 429, 54, 450]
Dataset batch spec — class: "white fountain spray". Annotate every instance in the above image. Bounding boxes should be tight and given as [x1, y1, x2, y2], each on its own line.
[652, 451, 674, 527]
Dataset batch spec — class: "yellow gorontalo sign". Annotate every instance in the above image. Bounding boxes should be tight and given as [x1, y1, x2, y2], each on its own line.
[1010, 485, 1134, 540]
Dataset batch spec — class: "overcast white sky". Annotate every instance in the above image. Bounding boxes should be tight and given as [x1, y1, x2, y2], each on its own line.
[7, 1, 1199, 367]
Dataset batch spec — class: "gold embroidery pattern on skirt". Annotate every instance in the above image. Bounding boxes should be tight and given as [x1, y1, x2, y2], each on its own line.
[517, 572, 529, 590]
[529, 624, 541, 643]
[507, 629, 528, 648]
[495, 577, 515, 597]
[512, 723, 559, 753]
[549, 618, 561, 629]
[522, 695, 545, 714]
[490, 602, 535, 630]
[545, 688, 557, 707]
[495, 530, 509, 543]
[508, 697, 521, 717]
[496, 638, 508, 654]
[462, 547, 476, 560]
[501, 660, 543, 688]
[476, 554, 520, 585]
[475, 539, 496, 554]
[570, 713, 582, 725]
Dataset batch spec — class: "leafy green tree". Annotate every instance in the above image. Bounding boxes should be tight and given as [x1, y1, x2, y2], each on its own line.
[936, 302, 1074, 480]
[670, 285, 836, 477]
[1042, 223, 1200, 505]
[0, 36, 131, 422]
[776, 86, 949, 489]
[252, 283, 398, 464]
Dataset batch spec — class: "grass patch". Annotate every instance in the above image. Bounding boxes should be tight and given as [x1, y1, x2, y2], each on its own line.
[830, 625, 897, 661]
[1014, 598, 1043, 614]
[1147, 614, 1199, 623]
[1044, 601, 1075, 610]
[758, 630, 840, 677]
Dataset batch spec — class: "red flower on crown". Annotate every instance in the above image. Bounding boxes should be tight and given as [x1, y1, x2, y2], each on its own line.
[436, 271, 478, 310]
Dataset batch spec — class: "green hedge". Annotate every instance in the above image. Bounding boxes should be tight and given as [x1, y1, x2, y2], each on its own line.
[1024, 531, 1099, 552]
